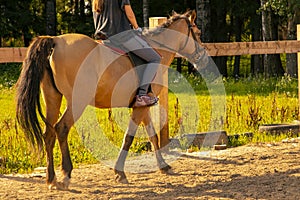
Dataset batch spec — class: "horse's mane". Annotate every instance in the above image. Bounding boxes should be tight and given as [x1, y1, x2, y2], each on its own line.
[143, 10, 192, 36]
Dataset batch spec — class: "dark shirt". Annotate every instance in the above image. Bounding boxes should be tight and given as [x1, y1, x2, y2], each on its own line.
[93, 0, 132, 38]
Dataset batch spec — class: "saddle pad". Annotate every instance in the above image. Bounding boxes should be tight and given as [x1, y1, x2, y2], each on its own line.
[96, 40, 127, 56]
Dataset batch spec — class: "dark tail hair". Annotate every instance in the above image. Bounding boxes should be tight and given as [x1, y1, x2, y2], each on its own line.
[16, 36, 55, 152]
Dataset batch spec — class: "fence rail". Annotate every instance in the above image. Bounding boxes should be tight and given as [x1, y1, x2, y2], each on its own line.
[0, 47, 27, 63]
[1, 40, 300, 63]
[203, 40, 300, 56]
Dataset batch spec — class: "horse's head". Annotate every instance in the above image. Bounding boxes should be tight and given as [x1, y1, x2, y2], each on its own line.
[168, 10, 206, 64]
[187, 10, 202, 43]
[145, 10, 207, 68]
[172, 10, 201, 43]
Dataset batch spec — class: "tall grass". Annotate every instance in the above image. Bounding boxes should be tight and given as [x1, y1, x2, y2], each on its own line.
[0, 87, 97, 174]
[0, 63, 298, 173]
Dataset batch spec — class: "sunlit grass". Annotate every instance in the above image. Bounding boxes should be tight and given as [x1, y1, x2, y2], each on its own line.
[0, 63, 299, 174]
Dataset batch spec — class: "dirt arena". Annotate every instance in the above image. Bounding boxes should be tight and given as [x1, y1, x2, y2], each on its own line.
[1, 139, 300, 200]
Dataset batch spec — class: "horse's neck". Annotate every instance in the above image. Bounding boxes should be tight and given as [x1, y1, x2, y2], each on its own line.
[146, 30, 180, 66]
[156, 49, 176, 66]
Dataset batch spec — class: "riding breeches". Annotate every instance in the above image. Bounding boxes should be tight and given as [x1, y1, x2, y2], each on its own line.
[111, 30, 162, 95]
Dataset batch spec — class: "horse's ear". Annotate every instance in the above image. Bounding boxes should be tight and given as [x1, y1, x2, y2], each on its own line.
[184, 9, 192, 17]
[190, 10, 196, 23]
[172, 10, 178, 16]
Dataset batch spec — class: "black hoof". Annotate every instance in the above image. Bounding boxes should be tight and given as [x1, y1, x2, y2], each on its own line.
[160, 165, 172, 174]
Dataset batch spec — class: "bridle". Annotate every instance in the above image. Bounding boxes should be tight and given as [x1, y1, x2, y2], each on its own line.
[178, 17, 198, 52]
[178, 17, 207, 66]
[147, 16, 206, 66]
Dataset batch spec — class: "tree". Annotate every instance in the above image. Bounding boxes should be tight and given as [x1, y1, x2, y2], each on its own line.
[56, 0, 94, 36]
[210, 0, 230, 77]
[196, 0, 211, 42]
[143, 0, 149, 27]
[250, 0, 263, 75]
[45, 0, 56, 35]
[261, 0, 284, 77]
[0, 0, 45, 46]
[276, 0, 300, 77]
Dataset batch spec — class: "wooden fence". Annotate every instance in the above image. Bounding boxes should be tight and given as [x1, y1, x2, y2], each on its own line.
[1, 40, 300, 63]
[0, 24, 299, 148]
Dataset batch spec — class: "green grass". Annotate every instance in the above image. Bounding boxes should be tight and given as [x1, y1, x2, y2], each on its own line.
[0, 63, 299, 174]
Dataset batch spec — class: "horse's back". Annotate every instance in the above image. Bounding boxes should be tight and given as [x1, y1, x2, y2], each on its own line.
[52, 34, 97, 67]
[49, 33, 139, 108]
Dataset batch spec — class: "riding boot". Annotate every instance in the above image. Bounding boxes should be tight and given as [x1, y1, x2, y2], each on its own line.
[133, 63, 159, 107]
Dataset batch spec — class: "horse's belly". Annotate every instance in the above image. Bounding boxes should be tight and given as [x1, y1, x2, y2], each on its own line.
[93, 65, 139, 108]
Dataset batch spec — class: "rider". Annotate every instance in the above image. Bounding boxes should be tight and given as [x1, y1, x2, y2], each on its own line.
[92, 0, 161, 107]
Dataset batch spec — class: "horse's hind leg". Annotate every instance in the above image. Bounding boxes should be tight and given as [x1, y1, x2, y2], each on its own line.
[143, 111, 171, 174]
[40, 76, 62, 189]
[53, 105, 78, 190]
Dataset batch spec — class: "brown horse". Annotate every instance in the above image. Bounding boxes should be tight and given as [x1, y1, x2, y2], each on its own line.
[16, 10, 204, 189]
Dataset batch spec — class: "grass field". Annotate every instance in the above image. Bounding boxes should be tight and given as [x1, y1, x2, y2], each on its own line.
[0, 63, 298, 174]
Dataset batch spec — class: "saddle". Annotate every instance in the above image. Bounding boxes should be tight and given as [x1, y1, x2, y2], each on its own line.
[96, 40, 151, 108]
[96, 40, 147, 66]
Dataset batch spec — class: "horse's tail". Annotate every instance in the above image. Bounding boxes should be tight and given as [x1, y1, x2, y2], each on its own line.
[16, 36, 55, 152]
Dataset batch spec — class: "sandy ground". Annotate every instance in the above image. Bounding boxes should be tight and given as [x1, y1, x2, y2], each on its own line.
[1, 139, 300, 200]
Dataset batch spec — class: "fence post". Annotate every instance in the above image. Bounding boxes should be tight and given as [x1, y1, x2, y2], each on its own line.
[148, 17, 169, 148]
[297, 24, 300, 120]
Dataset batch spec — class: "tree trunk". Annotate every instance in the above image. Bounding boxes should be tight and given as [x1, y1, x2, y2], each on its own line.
[251, 0, 263, 75]
[261, 0, 273, 77]
[286, 0, 299, 77]
[251, 22, 263, 75]
[233, 16, 242, 78]
[46, 0, 56, 36]
[196, 0, 211, 42]
[210, 0, 228, 77]
[143, 0, 149, 27]
[22, 26, 31, 47]
[271, 14, 284, 75]
[80, 0, 85, 20]
[75, 0, 79, 15]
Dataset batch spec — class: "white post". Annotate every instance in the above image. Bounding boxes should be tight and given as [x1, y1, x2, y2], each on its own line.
[297, 25, 300, 119]
[148, 17, 169, 148]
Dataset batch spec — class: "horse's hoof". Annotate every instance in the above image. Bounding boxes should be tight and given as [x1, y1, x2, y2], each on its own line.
[114, 170, 129, 184]
[62, 176, 70, 189]
[56, 181, 69, 190]
[160, 165, 173, 174]
[47, 177, 70, 190]
[115, 175, 129, 184]
[48, 176, 58, 190]
[48, 183, 56, 190]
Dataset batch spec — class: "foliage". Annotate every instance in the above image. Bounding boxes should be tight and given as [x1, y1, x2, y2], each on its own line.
[0, 88, 97, 174]
[0, 0, 45, 46]
[261, 0, 300, 18]
[0, 63, 21, 88]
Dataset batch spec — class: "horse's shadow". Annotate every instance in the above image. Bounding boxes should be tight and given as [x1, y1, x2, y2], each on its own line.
[0, 174, 44, 184]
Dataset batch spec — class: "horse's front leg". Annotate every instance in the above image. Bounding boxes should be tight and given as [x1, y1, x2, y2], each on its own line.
[114, 119, 138, 183]
[143, 111, 171, 174]
[114, 107, 147, 183]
